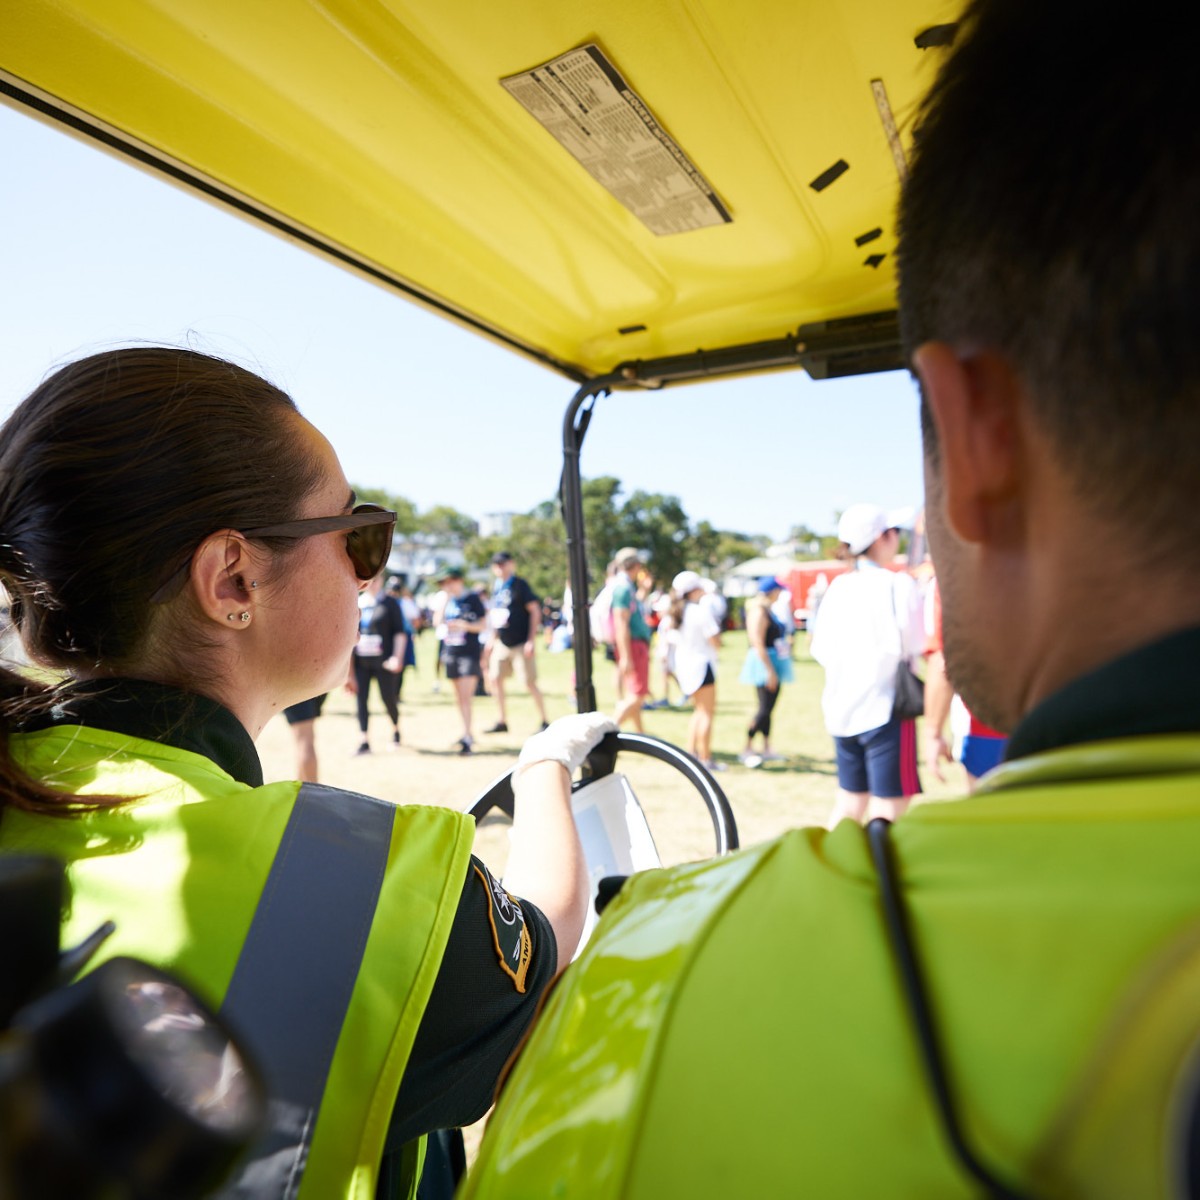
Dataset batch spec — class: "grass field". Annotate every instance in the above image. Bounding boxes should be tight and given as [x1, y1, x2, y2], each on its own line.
[256, 628, 964, 873]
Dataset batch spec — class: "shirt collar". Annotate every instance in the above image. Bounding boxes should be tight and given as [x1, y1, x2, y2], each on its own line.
[24, 678, 263, 787]
[1006, 625, 1200, 762]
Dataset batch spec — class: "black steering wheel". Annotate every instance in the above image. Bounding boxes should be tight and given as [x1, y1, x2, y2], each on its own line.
[468, 730, 739, 857]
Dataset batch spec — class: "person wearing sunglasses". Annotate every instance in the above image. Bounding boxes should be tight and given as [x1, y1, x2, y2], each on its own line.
[0, 346, 613, 1199]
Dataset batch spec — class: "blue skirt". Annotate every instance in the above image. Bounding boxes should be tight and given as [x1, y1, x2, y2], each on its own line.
[739, 647, 794, 687]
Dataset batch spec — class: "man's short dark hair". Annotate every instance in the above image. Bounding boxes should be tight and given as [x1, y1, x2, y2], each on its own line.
[898, 0, 1200, 560]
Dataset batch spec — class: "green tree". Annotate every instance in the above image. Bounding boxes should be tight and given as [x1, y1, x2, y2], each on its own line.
[464, 504, 568, 600]
[687, 521, 771, 576]
[419, 504, 478, 545]
[616, 489, 691, 586]
[579, 476, 624, 592]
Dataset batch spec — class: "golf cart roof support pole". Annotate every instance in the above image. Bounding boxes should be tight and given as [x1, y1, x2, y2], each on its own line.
[562, 373, 624, 715]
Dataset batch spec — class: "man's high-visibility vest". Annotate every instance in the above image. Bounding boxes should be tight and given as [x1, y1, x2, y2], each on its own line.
[463, 734, 1200, 1198]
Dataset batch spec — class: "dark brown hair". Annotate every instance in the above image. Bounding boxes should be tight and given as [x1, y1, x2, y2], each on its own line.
[0, 346, 323, 815]
[898, 0, 1200, 559]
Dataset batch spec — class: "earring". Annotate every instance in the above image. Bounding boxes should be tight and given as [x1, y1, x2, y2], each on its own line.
[239, 612, 251, 623]
[250, 581, 258, 589]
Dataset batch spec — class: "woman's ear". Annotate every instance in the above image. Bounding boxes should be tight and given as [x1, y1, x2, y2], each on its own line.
[913, 342, 1022, 545]
[188, 531, 265, 628]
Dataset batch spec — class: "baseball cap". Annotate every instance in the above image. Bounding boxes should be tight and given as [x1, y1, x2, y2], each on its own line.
[757, 576, 783, 594]
[837, 504, 889, 556]
[672, 570, 703, 595]
[440, 565, 465, 581]
[491, 551, 512, 565]
[615, 546, 644, 568]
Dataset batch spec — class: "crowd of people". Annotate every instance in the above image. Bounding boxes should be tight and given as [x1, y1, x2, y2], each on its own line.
[281, 522, 991, 816]
[541, 526, 982, 815]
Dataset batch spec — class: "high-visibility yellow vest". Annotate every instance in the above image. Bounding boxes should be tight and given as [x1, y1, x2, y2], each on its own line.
[463, 734, 1200, 1198]
[5, 723, 475, 1200]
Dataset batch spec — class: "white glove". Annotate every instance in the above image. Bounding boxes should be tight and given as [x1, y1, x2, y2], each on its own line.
[511, 712, 618, 785]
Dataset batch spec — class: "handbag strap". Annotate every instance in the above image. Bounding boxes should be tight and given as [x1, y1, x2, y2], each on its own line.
[889, 575, 912, 666]
[865, 817, 1038, 1200]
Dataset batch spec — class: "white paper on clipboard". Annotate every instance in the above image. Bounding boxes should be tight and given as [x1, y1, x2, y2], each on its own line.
[569, 772, 662, 953]
[501, 44, 732, 236]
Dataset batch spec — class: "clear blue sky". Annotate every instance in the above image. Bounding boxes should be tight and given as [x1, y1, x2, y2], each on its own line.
[0, 102, 926, 542]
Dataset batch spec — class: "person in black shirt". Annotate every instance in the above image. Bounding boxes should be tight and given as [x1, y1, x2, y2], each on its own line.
[349, 569, 410, 753]
[485, 551, 549, 733]
[439, 566, 487, 754]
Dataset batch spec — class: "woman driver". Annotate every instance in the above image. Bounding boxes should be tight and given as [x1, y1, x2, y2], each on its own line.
[0, 347, 613, 1199]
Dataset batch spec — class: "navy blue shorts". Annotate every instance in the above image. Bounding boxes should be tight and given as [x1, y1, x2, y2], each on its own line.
[833, 715, 903, 798]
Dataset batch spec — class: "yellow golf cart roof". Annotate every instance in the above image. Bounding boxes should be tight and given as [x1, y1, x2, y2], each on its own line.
[2, 0, 959, 383]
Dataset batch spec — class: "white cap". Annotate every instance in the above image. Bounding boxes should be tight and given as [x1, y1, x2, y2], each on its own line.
[672, 570, 703, 596]
[837, 503, 889, 556]
[886, 505, 916, 531]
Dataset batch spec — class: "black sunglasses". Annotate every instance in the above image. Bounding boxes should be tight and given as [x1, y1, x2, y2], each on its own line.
[151, 504, 396, 604]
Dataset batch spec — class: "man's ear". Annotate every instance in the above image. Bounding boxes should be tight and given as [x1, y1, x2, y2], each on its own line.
[188, 531, 264, 627]
[913, 342, 1022, 545]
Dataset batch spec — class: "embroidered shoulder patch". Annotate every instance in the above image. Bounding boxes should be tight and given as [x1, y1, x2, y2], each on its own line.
[473, 863, 533, 992]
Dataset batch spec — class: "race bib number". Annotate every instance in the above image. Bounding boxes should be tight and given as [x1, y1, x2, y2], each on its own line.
[490, 606, 511, 630]
[473, 863, 532, 992]
[357, 634, 384, 655]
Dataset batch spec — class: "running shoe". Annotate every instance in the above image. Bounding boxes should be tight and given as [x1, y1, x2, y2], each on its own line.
[485, 722, 509, 734]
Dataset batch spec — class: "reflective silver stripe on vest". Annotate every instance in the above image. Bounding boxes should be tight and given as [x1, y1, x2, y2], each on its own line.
[216, 784, 396, 1198]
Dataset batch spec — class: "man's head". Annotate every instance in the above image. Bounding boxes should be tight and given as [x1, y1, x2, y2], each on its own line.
[440, 565, 465, 594]
[901, 0, 1200, 541]
[836, 504, 888, 558]
[491, 550, 514, 579]
[615, 547, 645, 579]
[898, 0, 1200, 728]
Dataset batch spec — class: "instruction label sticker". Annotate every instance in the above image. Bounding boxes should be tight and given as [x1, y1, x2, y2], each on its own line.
[501, 44, 732, 237]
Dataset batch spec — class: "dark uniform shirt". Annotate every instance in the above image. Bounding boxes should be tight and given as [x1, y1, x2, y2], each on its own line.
[1005, 624, 1200, 759]
[24, 679, 557, 1194]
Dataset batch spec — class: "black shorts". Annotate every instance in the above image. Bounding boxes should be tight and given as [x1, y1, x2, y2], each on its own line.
[284, 694, 326, 724]
[444, 649, 481, 680]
